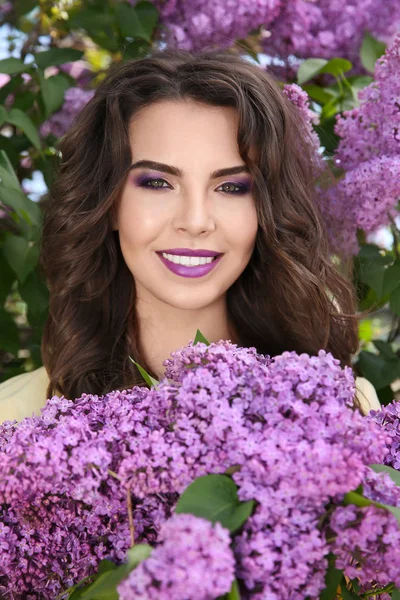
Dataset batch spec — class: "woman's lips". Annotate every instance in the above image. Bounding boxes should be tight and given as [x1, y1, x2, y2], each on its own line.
[156, 252, 223, 278]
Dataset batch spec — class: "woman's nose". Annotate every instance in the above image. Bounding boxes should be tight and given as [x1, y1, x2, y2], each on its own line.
[172, 190, 216, 236]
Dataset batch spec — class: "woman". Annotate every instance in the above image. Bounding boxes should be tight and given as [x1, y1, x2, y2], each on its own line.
[0, 47, 381, 421]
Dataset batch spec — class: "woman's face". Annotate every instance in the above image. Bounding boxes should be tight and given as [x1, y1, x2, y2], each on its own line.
[115, 99, 258, 311]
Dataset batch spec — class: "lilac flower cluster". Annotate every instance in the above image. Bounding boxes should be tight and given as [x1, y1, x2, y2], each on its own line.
[118, 341, 273, 497]
[117, 514, 235, 600]
[282, 83, 323, 173]
[0, 339, 397, 598]
[40, 87, 95, 139]
[230, 350, 389, 599]
[327, 469, 400, 594]
[149, 0, 281, 52]
[0, 387, 175, 598]
[119, 343, 391, 598]
[147, 0, 400, 66]
[320, 33, 400, 255]
[264, 0, 400, 67]
[369, 400, 400, 473]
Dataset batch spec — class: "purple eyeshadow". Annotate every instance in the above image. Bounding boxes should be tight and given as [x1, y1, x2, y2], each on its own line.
[131, 172, 253, 193]
[132, 173, 157, 186]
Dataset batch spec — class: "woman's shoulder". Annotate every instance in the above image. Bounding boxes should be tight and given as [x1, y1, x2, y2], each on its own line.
[355, 376, 382, 415]
[0, 366, 50, 423]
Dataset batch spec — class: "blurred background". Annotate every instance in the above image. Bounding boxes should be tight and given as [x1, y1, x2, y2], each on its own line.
[0, 0, 399, 403]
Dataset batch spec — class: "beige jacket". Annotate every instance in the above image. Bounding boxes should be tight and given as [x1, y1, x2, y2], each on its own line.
[0, 365, 383, 423]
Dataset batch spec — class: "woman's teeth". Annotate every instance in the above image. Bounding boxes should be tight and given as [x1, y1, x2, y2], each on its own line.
[161, 253, 215, 266]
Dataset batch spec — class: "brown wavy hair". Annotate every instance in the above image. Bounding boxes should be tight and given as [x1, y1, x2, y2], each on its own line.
[40, 47, 361, 402]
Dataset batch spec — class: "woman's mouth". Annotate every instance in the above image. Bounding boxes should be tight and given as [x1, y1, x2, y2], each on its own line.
[156, 250, 223, 278]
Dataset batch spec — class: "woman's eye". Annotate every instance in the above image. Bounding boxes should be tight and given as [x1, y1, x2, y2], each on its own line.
[140, 178, 170, 189]
[218, 182, 249, 195]
[139, 178, 249, 195]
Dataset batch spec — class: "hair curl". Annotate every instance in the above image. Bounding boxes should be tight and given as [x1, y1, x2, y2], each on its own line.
[40, 47, 361, 402]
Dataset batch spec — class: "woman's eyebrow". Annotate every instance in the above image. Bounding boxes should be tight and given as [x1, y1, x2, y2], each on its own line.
[129, 159, 250, 179]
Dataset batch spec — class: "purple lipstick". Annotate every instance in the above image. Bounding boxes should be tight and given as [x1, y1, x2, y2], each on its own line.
[156, 248, 223, 278]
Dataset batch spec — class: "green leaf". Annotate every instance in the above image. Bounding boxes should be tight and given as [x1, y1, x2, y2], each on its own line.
[315, 117, 339, 154]
[297, 58, 328, 85]
[0, 256, 15, 306]
[391, 589, 400, 599]
[341, 583, 362, 600]
[343, 491, 373, 508]
[358, 258, 391, 297]
[67, 8, 119, 52]
[7, 108, 41, 150]
[39, 72, 70, 118]
[69, 588, 84, 600]
[18, 270, 49, 320]
[318, 58, 353, 78]
[380, 503, 400, 527]
[0, 184, 42, 230]
[0, 150, 20, 190]
[382, 260, 400, 296]
[370, 464, 400, 487]
[79, 545, 152, 600]
[97, 560, 117, 575]
[115, 1, 158, 42]
[3, 236, 39, 283]
[390, 285, 400, 317]
[319, 557, 343, 600]
[34, 48, 84, 70]
[360, 31, 386, 73]
[0, 105, 7, 128]
[0, 307, 19, 354]
[302, 84, 337, 106]
[128, 356, 159, 387]
[358, 243, 384, 260]
[194, 329, 210, 345]
[343, 489, 400, 529]
[377, 385, 395, 406]
[357, 350, 400, 390]
[372, 340, 397, 361]
[227, 579, 241, 600]
[0, 57, 27, 75]
[175, 474, 254, 533]
[347, 75, 374, 94]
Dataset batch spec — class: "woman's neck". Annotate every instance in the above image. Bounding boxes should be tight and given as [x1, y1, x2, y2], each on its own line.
[136, 296, 236, 380]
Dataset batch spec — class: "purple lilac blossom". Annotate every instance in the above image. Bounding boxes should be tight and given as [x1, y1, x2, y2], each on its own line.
[329, 503, 400, 589]
[40, 87, 95, 139]
[369, 400, 400, 472]
[264, 0, 400, 66]
[0, 340, 395, 598]
[59, 60, 93, 88]
[117, 514, 235, 600]
[231, 350, 390, 599]
[0, 387, 175, 598]
[120, 343, 389, 598]
[148, 0, 281, 52]
[146, 0, 400, 66]
[320, 33, 400, 255]
[282, 83, 323, 173]
[334, 468, 400, 594]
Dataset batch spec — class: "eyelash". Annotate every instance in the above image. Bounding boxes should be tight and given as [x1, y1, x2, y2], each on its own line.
[138, 177, 250, 195]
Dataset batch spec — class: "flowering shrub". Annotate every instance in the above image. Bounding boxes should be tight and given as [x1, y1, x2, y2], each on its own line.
[320, 33, 400, 255]
[1, 338, 400, 598]
[150, 0, 400, 67]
